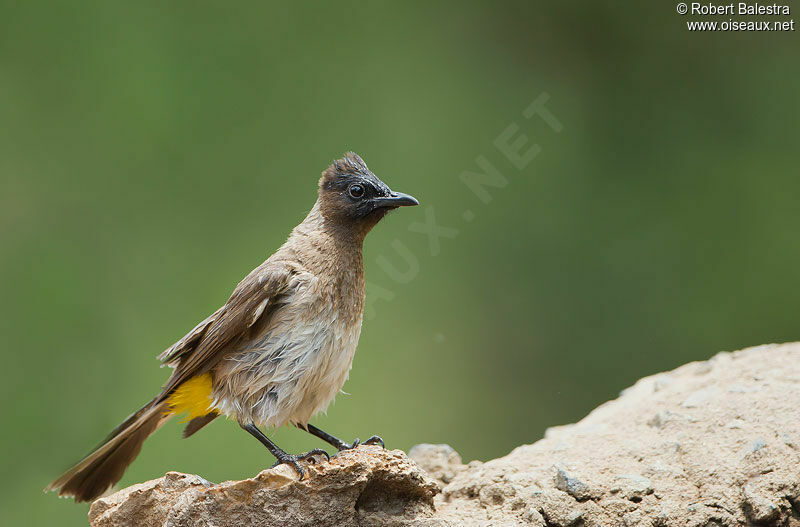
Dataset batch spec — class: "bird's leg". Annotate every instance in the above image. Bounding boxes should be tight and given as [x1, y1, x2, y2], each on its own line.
[239, 422, 329, 480]
[302, 423, 384, 451]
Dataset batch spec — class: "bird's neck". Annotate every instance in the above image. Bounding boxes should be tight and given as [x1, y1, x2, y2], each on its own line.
[286, 202, 365, 275]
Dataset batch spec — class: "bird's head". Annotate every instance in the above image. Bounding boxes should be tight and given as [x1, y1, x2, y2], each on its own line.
[317, 152, 418, 235]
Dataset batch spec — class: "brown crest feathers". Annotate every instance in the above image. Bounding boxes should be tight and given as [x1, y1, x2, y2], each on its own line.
[320, 152, 371, 186]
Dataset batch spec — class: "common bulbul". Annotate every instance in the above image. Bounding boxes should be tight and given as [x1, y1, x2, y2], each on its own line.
[46, 152, 419, 502]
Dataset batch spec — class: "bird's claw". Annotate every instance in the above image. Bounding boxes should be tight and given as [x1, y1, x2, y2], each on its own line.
[342, 438, 361, 450]
[363, 435, 385, 448]
[271, 448, 331, 480]
[299, 448, 331, 463]
[338, 435, 385, 451]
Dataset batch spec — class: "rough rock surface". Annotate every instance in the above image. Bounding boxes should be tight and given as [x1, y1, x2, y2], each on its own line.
[90, 343, 800, 526]
[89, 446, 441, 527]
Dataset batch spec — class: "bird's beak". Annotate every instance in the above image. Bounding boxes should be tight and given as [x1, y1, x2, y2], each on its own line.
[372, 191, 419, 208]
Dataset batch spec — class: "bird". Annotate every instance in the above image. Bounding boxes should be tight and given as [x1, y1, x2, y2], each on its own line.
[46, 152, 419, 502]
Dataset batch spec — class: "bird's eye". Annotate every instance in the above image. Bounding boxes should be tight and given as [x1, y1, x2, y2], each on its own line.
[349, 184, 365, 199]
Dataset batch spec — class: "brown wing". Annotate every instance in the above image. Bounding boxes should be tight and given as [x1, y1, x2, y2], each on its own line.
[158, 308, 223, 366]
[156, 262, 297, 400]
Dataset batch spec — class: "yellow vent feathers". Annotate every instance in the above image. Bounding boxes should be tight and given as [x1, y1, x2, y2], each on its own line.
[165, 373, 214, 421]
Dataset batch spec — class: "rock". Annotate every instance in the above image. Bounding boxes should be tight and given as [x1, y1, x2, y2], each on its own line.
[408, 444, 465, 486]
[90, 342, 800, 526]
[743, 485, 780, 524]
[680, 386, 716, 407]
[553, 466, 592, 501]
[611, 474, 653, 501]
[536, 489, 584, 526]
[89, 446, 442, 527]
[748, 437, 767, 453]
[434, 343, 800, 526]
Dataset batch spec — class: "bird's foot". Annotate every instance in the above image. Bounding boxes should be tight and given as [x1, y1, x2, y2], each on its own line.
[270, 448, 330, 480]
[363, 435, 385, 448]
[337, 435, 385, 451]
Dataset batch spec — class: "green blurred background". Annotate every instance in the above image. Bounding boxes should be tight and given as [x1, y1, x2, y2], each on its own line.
[2, 1, 798, 525]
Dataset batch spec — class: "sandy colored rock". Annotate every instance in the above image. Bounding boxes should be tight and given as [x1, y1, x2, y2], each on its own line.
[408, 444, 466, 486]
[89, 446, 442, 527]
[90, 343, 800, 526]
[436, 343, 800, 526]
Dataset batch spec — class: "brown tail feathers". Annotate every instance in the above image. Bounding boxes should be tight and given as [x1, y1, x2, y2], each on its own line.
[45, 397, 170, 502]
[182, 412, 219, 438]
